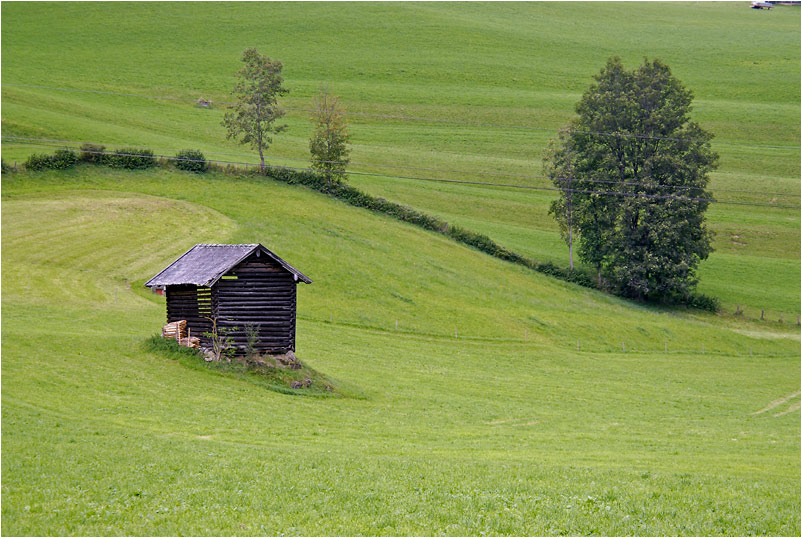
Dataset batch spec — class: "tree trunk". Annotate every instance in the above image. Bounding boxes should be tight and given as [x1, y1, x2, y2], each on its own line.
[567, 184, 574, 270]
[256, 100, 265, 172]
[568, 223, 574, 270]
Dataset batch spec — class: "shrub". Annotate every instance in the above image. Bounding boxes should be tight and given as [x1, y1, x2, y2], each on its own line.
[24, 149, 77, 171]
[107, 147, 156, 170]
[1, 158, 11, 174]
[175, 149, 208, 173]
[685, 293, 720, 312]
[50, 149, 78, 169]
[24, 153, 55, 171]
[79, 143, 106, 164]
[446, 225, 501, 256]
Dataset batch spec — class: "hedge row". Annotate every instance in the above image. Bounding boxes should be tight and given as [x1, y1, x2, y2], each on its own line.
[259, 165, 718, 311]
[261, 167, 599, 287]
[261, 166, 552, 269]
[263, 166, 449, 232]
[76, 144, 208, 171]
[22, 145, 158, 171]
[12, 147, 717, 311]
[25, 149, 79, 170]
[23, 145, 208, 173]
[80, 145, 157, 169]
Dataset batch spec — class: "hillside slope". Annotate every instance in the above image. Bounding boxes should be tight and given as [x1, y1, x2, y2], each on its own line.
[3, 167, 797, 352]
[2, 167, 799, 535]
[1, 2, 799, 319]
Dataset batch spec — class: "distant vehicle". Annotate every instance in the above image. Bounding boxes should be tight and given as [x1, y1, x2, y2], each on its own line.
[751, 1, 773, 8]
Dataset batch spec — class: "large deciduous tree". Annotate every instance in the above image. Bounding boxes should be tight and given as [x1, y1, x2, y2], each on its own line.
[222, 48, 288, 171]
[309, 86, 351, 184]
[545, 57, 718, 301]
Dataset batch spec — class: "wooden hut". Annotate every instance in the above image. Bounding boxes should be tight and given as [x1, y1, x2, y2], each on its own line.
[145, 244, 311, 355]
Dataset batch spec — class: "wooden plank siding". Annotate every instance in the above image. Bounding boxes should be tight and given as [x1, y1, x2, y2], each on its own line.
[215, 255, 297, 354]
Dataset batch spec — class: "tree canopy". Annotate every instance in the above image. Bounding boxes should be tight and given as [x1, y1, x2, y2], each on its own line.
[309, 86, 351, 183]
[222, 48, 288, 170]
[545, 57, 718, 302]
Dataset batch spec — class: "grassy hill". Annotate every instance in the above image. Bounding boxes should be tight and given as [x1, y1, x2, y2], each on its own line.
[2, 166, 799, 535]
[1, 2, 799, 535]
[1, 2, 799, 318]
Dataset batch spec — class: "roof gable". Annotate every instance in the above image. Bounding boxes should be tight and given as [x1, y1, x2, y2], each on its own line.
[145, 244, 312, 288]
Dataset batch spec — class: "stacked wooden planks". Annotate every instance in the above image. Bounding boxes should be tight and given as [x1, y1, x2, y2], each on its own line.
[161, 320, 201, 349]
[162, 319, 187, 340]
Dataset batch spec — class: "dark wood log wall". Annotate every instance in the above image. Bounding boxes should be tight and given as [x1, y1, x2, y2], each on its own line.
[214, 253, 297, 354]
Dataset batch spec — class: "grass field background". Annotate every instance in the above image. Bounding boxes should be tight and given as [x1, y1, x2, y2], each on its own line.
[2, 2, 800, 317]
[1, 2, 800, 535]
[2, 169, 799, 535]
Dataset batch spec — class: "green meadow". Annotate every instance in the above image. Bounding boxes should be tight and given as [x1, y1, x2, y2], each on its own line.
[2, 168, 800, 535]
[1, 2, 799, 318]
[1, 2, 800, 535]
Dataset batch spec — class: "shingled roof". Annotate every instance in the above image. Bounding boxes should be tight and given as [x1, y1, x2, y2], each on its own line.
[145, 244, 312, 288]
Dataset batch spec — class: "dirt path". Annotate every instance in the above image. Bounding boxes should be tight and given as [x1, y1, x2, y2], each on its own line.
[774, 402, 801, 417]
[753, 390, 801, 415]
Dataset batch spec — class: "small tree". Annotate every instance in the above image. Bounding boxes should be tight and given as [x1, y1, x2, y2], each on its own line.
[244, 322, 261, 360]
[545, 57, 718, 301]
[222, 48, 288, 171]
[203, 317, 237, 362]
[309, 86, 351, 183]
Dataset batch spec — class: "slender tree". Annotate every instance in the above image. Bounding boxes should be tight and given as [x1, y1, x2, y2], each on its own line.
[545, 57, 718, 301]
[309, 86, 351, 183]
[222, 48, 288, 171]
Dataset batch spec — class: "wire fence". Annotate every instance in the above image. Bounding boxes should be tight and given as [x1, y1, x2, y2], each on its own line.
[3, 138, 799, 210]
[5, 135, 799, 199]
